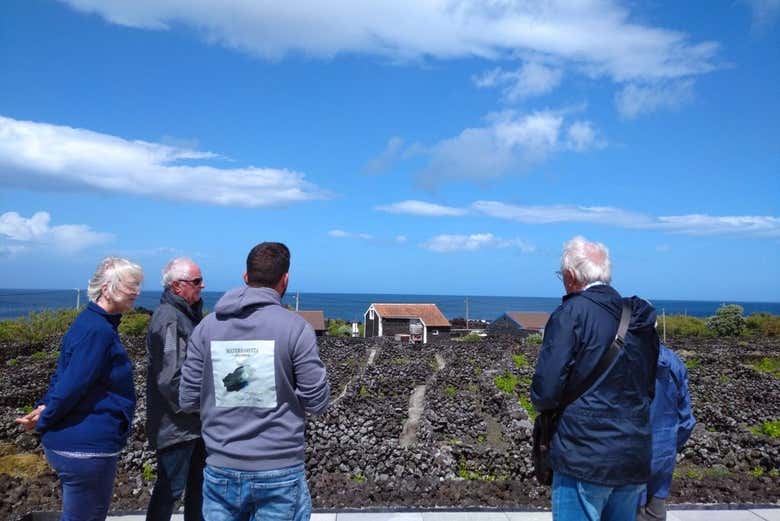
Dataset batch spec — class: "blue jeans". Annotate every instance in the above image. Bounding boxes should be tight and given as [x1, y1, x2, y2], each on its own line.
[44, 447, 118, 521]
[553, 472, 645, 521]
[202, 463, 311, 521]
[146, 438, 206, 521]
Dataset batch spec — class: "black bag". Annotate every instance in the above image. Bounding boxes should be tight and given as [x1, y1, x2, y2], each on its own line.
[531, 301, 631, 486]
[532, 410, 559, 485]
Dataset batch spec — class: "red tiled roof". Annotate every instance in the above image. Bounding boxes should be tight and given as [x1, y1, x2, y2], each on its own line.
[371, 303, 451, 328]
[505, 312, 550, 331]
[296, 310, 326, 331]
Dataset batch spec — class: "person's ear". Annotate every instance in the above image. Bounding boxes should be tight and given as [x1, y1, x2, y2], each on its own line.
[243, 272, 249, 285]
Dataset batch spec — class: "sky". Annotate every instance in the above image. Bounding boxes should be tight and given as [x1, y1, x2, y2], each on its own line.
[0, 0, 778, 302]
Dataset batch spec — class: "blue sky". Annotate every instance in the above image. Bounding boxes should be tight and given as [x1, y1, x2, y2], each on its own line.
[1, 0, 778, 302]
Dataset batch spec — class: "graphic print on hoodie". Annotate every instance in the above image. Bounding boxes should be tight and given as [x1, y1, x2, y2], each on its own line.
[212, 340, 276, 407]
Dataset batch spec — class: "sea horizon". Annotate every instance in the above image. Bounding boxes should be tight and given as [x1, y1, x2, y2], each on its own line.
[1, 288, 778, 322]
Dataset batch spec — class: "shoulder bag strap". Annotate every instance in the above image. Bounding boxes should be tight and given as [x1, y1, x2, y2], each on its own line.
[560, 300, 631, 408]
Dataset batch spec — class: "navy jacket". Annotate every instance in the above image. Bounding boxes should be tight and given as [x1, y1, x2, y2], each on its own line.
[531, 284, 659, 486]
[36, 302, 136, 453]
[646, 344, 695, 499]
[146, 289, 203, 450]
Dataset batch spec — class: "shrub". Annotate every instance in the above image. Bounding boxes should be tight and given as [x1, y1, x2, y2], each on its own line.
[745, 313, 780, 337]
[706, 304, 746, 337]
[685, 357, 701, 370]
[753, 357, 780, 378]
[751, 419, 780, 438]
[327, 319, 352, 337]
[657, 315, 711, 337]
[0, 308, 80, 344]
[518, 395, 537, 421]
[444, 385, 457, 397]
[494, 372, 518, 395]
[119, 311, 150, 336]
[142, 462, 156, 481]
[525, 333, 543, 346]
[461, 332, 483, 342]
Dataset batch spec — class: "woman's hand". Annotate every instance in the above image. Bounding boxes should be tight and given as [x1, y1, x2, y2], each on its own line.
[15, 404, 45, 432]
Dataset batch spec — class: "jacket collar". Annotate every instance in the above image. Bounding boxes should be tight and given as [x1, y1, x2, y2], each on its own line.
[87, 301, 122, 330]
[160, 288, 204, 324]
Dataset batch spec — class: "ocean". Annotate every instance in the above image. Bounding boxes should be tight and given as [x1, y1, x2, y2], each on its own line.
[1, 289, 778, 321]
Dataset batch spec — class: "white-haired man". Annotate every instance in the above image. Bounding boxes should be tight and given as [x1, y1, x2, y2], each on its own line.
[146, 258, 206, 521]
[531, 236, 660, 521]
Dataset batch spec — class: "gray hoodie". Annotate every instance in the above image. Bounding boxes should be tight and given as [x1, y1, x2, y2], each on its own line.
[179, 286, 329, 471]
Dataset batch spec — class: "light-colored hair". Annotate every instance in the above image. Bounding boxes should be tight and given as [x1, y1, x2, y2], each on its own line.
[560, 235, 612, 286]
[87, 257, 144, 303]
[161, 257, 196, 288]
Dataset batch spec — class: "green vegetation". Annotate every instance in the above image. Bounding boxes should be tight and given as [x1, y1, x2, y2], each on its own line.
[119, 311, 151, 336]
[703, 466, 731, 478]
[476, 435, 486, 444]
[457, 458, 506, 481]
[753, 357, 780, 378]
[524, 333, 543, 346]
[746, 313, 780, 337]
[751, 466, 764, 478]
[494, 372, 518, 395]
[718, 374, 730, 384]
[444, 385, 457, 397]
[657, 315, 712, 337]
[358, 385, 368, 398]
[460, 332, 483, 342]
[706, 304, 746, 337]
[0, 308, 80, 344]
[751, 419, 780, 438]
[684, 357, 701, 370]
[518, 395, 537, 421]
[390, 357, 409, 365]
[31, 350, 48, 360]
[0, 452, 50, 479]
[327, 319, 353, 337]
[350, 473, 366, 484]
[467, 383, 479, 394]
[512, 354, 528, 368]
[142, 462, 156, 481]
[5, 358, 18, 367]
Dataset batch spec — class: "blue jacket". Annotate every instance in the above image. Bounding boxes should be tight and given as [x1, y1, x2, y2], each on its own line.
[531, 284, 660, 486]
[36, 302, 136, 453]
[646, 344, 695, 499]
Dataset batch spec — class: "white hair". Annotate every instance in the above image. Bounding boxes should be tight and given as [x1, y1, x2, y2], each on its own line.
[87, 257, 144, 303]
[560, 235, 612, 286]
[161, 257, 196, 288]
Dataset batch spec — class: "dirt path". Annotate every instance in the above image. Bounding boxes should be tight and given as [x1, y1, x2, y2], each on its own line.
[399, 384, 427, 448]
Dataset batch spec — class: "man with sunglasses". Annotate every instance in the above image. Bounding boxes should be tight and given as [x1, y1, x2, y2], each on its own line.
[146, 258, 206, 521]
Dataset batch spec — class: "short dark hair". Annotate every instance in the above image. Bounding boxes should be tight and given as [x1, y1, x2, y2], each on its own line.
[246, 242, 290, 287]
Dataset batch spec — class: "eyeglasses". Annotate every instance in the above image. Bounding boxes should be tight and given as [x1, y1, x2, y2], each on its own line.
[555, 270, 563, 281]
[178, 277, 203, 286]
[116, 281, 141, 296]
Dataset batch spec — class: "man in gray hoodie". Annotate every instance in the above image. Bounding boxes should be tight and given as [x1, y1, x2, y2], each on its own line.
[180, 242, 329, 521]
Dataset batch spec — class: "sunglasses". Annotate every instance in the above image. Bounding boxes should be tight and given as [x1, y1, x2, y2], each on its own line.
[178, 277, 203, 286]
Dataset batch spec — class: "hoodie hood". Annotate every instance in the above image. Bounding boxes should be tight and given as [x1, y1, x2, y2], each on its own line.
[214, 286, 281, 318]
[572, 284, 657, 332]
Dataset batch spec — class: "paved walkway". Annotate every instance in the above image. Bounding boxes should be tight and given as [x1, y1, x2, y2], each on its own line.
[102, 508, 780, 521]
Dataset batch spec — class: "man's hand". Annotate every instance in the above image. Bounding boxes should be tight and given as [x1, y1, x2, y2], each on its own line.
[15, 405, 45, 432]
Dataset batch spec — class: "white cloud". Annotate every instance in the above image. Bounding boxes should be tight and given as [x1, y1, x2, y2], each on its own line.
[395, 235, 408, 244]
[328, 229, 374, 240]
[743, 0, 780, 32]
[421, 233, 535, 253]
[0, 211, 114, 254]
[474, 62, 564, 102]
[375, 200, 467, 217]
[0, 115, 329, 207]
[363, 137, 405, 174]
[615, 80, 696, 119]
[57, 0, 719, 83]
[418, 110, 601, 185]
[472, 200, 780, 238]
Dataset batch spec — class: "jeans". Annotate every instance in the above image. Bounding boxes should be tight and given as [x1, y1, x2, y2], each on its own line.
[146, 438, 206, 521]
[202, 463, 311, 521]
[43, 447, 118, 521]
[553, 472, 645, 521]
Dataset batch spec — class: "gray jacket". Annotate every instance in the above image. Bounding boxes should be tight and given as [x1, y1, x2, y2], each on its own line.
[146, 289, 203, 450]
[179, 286, 329, 471]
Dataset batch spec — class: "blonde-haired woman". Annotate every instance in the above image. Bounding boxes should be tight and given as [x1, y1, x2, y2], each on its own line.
[16, 256, 143, 521]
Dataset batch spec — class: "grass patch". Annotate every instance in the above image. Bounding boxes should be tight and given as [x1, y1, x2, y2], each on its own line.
[684, 357, 701, 370]
[512, 354, 528, 368]
[359, 385, 369, 398]
[494, 372, 518, 395]
[0, 453, 50, 479]
[350, 473, 366, 484]
[467, 383, 479, 394]
[751, 419, 780, 438]
[444, 385, 457, 397]
[142, 462, 156, 481]
[657, 315, 713, 337]
[753, 357, 780, 378]
[0, 308, 80, 344]
[524, 333, 543, 346]
[460, 332, 483, 342]
[119, 311, 150, 336]
[457, 458, 506, 481]
[518, 395, 538, 421]
[390, 357, 409, 365]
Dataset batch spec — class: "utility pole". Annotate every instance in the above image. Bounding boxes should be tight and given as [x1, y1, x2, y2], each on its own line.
[295, 292, 300, 311]
[75, 288, 80, 309]
[465, 297, 469, 330]
[662, 308, 666, 344]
